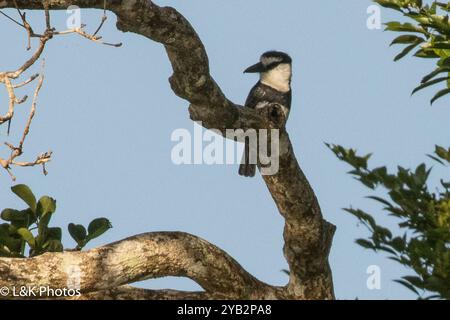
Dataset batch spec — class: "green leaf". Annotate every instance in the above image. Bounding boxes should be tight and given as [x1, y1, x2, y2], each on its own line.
[11, 185, 36, 213]
[0, 224, 9, 239]
[37, 216, 53, 240]
[421, 67, 450, 83]
[394, 279, 420, 295]
[424, 276, 444, 291]
[440, 57, 450, 67]
[394, 40, 423, 61]
[377, 245, 397, 255]
[430, 42, 450, 50]
[355, 238, 375, 249]
[86, 218, 112, 242]
[414, 49, 441, 59]
[414, 163, 429, 184]
[16, 228, 36, 248]
[411, 76, 450, 95]
[405, 11, 429, 25]
[435, 145, 450, 162]
[68, 223, 87, 245]
[36, 196, 56, 237]
[430, 88, 450, 104]
[436, 2, 450, 12]
[36, 196, 56, 218]
[427, 154, 445, 165]
[374, 0, 402, 12]
[423, 294, 443, 300]
[390, 35, 425, 46]
[403, 276, 425, 289]
[42, 239, 63, 252]
[391, 237, 406, 251]
[0, 225, 21, 254]
[374, 226, 393, 239]
[1, 209, 27, 222]
[22, 208, 37, 227]
[384, 22, 427, 34]
[3, 209, 37, 228]
[0, 245, 13, 257]
[0, 237, 22, 257]
[344, 208, 377, 230]
[366, 196, 393, 208]
[47, 227, 62, 241]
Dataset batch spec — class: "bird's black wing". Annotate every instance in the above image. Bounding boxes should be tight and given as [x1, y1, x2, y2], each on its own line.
[245, 82, 267, 109]
[285, 89, 292, 112]
[245, 82, 292, 111]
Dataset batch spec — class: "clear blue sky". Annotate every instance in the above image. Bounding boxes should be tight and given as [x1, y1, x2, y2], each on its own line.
[1, 0, 448, 299]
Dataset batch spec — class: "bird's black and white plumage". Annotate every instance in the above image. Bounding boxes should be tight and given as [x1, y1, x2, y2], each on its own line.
[239, 51, 293, 177]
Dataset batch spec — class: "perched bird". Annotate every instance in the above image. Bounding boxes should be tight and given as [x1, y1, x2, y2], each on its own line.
[239, 51, 293, 177]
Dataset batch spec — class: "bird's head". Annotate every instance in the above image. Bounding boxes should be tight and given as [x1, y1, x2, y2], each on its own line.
[244, 51, 292, 92]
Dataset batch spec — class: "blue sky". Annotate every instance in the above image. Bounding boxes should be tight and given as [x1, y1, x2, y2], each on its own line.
[0, 0, 448, 299]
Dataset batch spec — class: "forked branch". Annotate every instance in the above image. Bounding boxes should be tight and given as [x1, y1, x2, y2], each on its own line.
[0, 0, 335, 300]
[0, 0, 120, 180]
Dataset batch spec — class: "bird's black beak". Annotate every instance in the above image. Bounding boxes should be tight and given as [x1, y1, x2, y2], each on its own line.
[244, 62, 266, 73]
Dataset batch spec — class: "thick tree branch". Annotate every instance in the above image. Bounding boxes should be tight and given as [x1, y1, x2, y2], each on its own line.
[0, 232, 283, 299]
[0, 0, 336, 299]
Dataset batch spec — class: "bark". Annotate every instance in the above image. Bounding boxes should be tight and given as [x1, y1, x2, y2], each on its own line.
[72, 287, 212, 300]
[0, 0, 336, 300]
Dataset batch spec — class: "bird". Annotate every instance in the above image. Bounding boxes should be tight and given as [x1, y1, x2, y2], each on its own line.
[238, 50, 293, 177]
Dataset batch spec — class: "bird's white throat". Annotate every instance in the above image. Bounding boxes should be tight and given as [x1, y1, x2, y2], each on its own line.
[260, 63, 292, 92]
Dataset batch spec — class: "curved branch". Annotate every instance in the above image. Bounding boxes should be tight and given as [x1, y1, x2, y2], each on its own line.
[0, 0, 336, 299]
[0, 232, 283, 299]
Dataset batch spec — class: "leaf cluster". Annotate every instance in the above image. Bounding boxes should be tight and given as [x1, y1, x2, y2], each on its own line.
[0, 185, 112, 257]
[376, 0, 450, 103]
[327, 143, 450, 299]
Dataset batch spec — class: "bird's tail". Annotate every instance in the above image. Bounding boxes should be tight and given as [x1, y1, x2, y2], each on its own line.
[238, 142, 256, 177]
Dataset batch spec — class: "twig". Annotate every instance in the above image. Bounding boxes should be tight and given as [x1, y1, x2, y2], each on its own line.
[19, 61, 45, 150]
[0, 10, 24, 28]
[0, 62, 48, 179]
[55, 27, 122, 47]
[43, 1, 51, 31]
[4, 34, 49, 79]
[92, 0, 108, 37]
[13, 0, 34, 50]
[0, 76, 16, 129]
[12, 151, 52, 168]
[13, 73, 39, 88]
[0, 0, 120, 181]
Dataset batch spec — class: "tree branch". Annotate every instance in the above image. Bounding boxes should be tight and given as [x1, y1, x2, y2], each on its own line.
[0, 0, 336, 299]
[0, 232, 283, 299]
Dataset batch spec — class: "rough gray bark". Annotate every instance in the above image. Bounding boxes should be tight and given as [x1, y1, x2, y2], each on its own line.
[0, 0, 336, 300]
